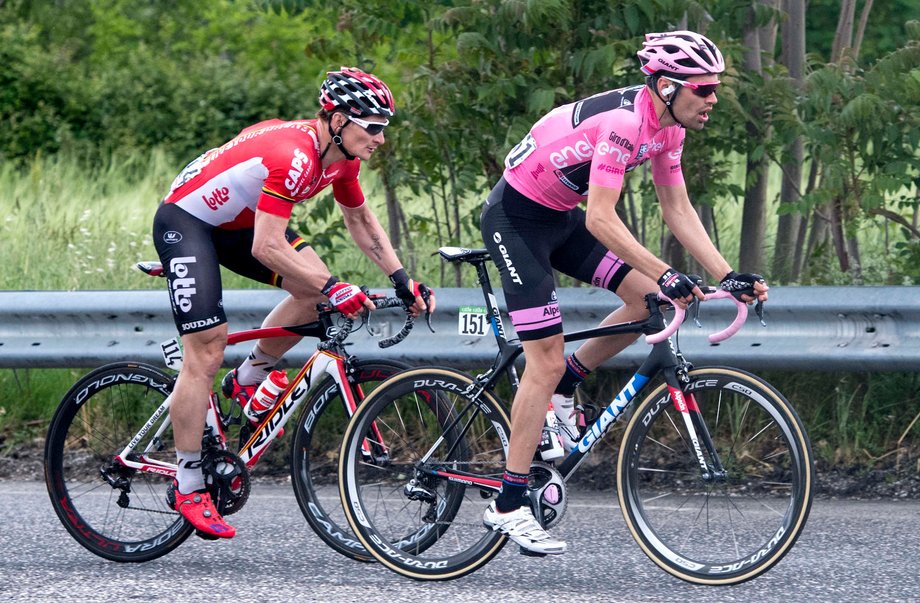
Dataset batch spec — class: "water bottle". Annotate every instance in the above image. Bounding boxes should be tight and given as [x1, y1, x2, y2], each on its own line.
[243, 370, 289, 422]
[538, 403, 565, 461]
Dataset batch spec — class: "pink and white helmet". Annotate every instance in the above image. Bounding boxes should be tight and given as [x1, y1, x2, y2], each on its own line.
[637, 31, 725, 76]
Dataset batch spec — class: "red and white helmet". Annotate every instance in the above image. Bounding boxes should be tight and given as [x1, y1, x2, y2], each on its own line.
[319, 67, 395, 117]
[637, 31, 725, 76]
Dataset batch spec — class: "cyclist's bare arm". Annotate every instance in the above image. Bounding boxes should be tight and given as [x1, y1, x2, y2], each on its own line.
[252, 210, 356, 299]
[339, 202, 402, 273]
[339, 202, 434, 314]
[585, 183, 693, 287]
[656, 183, 768, 302]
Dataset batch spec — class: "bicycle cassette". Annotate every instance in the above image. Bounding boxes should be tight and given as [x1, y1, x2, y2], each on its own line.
[527, 461, 567, 529]
[201, 449, 250, 516]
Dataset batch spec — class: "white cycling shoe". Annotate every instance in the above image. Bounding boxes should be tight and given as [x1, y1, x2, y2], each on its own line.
[551, 393, 579, 452]
[483, 502, 566, 555]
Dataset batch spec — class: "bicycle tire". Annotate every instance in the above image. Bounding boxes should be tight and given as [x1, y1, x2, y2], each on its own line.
[339, 366, 512, 580]
[289, 358, 409, 562]
[617, 367, 814, 585]
[44, 362, 193, 562]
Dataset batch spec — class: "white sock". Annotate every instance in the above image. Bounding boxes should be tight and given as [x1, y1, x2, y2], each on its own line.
[176, 449, 204, 494]
[236, 343, 281, 385]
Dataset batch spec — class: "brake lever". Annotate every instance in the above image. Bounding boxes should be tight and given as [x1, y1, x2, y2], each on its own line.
[691, 297, 702, 328]
[755, 299, 766, 327]
[421, 288, 435, 333]
[687, 275, 704, 328]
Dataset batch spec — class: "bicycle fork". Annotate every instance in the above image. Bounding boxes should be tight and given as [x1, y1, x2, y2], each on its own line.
[665, 376, 726, 482]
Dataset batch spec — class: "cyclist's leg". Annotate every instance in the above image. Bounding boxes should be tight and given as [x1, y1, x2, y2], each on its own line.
[482, 180, 568, 477]
[480, 179, 568, 554]
[172, 326, 227, 456]
[154, 204, 229, 460]
[154, 204, 236, 537]
[506, 336, 566, 473]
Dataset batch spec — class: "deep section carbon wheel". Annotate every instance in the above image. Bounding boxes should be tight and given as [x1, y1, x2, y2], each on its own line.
[617, 367, 814, 585]
[45, 362, 192, 562]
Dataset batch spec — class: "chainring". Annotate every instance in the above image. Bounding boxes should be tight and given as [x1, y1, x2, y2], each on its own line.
[201, 449, 251, 516]
[527, 461, 567, 529]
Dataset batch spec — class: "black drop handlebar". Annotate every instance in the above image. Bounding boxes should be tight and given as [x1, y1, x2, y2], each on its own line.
[321, 294, 417, 350]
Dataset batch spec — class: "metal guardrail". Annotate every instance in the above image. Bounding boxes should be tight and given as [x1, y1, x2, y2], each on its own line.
[1, 287, 919, 371]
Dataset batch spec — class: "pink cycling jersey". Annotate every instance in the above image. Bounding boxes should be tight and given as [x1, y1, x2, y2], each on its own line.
[163, 119, 365, 230]
[503, 85, 685, 210]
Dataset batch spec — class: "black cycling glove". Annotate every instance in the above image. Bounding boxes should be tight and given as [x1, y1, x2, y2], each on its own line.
[389, 268, 433, 310]
[719, 271, 765, 301]
[657, 268, 698, 300]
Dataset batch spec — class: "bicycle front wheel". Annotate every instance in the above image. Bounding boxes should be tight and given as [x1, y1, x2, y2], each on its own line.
[617, 367, 814, 585]
[339, 367, 511, 580]
[44, 362, 192, 562]
[290, 358, 409, 562]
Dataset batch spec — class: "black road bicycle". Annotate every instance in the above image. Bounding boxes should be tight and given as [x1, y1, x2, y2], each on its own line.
[338, 247, 813, 584]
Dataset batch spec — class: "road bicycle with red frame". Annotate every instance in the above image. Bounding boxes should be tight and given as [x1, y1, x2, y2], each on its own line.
[338, 247, 814, 584]
[44, 261, 423, 562]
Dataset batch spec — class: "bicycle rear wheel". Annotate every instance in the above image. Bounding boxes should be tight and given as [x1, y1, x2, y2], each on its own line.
[290, 358, 409, 562]
[339, 367, 511, 580]
[617, 367, 814, 585]
[44, 362, 192, 562]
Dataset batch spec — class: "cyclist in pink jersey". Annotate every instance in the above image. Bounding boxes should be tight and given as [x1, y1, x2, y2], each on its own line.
[152, 67, 434, 539]
[481, 32, 769, 555]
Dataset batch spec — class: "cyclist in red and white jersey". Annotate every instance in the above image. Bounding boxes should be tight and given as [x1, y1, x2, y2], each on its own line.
[152, 67, 434, 539]
[481, 32, 768, 555]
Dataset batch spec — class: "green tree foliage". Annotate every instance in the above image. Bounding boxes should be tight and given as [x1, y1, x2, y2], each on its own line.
[0, 0, 327, 164]
[796, 26, 920, 282]
[2, 0, 917, 285]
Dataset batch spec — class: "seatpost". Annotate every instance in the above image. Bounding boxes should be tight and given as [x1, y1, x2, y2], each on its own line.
[471, 256, 521, 390]
[472, 258, 507, 345]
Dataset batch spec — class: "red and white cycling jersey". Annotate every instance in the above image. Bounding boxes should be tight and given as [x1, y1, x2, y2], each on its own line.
[503, 85, 685, 211]
[163, 119, 365, 229]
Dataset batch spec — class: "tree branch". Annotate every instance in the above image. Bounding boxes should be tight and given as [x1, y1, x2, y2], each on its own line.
[867, 207, 920, 239]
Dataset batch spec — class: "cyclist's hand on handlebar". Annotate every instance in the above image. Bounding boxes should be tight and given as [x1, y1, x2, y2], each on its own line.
[322, 277, 374, 319]
[389, 269, 436, 317]
[658, 268, 704, 309]
[720, 271, 769, 304]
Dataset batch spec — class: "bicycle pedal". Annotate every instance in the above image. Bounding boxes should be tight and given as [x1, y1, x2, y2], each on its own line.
[195, 529, 220, 541]
[519, 546, 547, 558]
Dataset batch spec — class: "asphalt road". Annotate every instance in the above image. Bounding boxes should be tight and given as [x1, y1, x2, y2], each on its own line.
[2, 480, 918, 603]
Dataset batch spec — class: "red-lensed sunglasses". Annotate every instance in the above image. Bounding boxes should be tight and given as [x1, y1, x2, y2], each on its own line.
[667, 78, 720, 98]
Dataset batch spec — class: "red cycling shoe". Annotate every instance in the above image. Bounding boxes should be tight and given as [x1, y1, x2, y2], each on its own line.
[221, 369, 257, 407]
[221, 369, 284, 437]
[173, 487, 236, 539]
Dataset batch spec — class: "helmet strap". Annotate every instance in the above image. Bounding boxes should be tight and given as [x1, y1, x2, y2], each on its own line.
[649, 75, 687, 130]
[320, 114, 356, 161]
[333, 127, 356, 161]
[663, 91, 686, 129]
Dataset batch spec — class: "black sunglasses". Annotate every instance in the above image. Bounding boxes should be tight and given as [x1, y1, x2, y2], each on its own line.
[347, 115, 389, 135]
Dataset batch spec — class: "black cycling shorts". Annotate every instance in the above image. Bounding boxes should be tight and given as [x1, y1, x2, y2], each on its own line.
[152, 203, 308, 335]
[480, 178, 632, 341]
